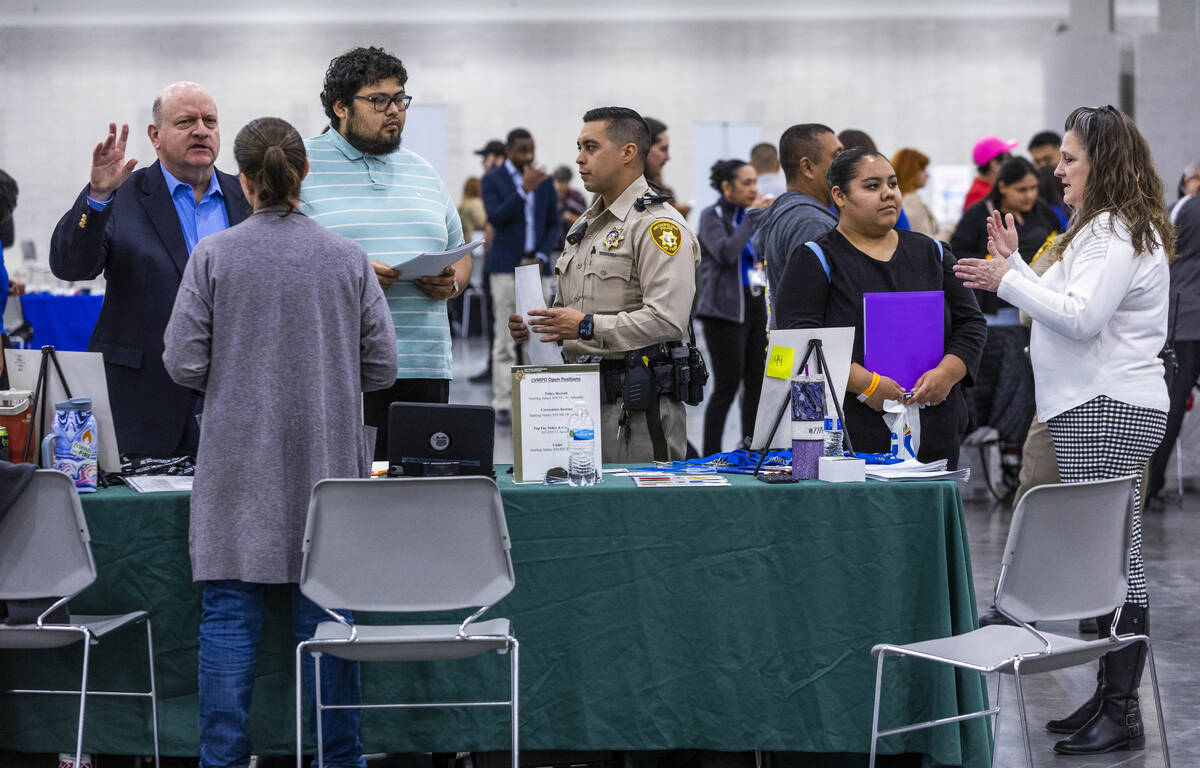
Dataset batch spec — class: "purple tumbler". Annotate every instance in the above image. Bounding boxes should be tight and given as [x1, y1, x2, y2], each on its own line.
[790, 375, 825, 479]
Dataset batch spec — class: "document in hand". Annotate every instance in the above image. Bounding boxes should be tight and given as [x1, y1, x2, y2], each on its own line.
[391, 239, 483, 279]
[863, 291, 944, 391]
[515, 264, 563, 367]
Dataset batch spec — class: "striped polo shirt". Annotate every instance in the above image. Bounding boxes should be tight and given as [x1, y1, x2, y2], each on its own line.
[301, 128, 464, 380]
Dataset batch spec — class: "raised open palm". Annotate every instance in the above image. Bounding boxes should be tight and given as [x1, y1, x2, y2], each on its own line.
[90, 123, 138, 200]
[985, 210, 1019, 260]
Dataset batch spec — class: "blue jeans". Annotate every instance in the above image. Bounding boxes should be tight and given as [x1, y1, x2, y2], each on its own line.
[198, 580, 366, 768]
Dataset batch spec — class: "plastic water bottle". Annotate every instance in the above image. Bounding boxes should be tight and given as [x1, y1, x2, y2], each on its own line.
[823, 417, 844, 457]
[566, 398, 598, 487]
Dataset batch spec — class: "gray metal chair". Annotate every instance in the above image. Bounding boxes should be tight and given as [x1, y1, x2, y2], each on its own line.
[297, 476, 518, 768]
[868, 475, 1170, 767]
[0, 469, 159, 767]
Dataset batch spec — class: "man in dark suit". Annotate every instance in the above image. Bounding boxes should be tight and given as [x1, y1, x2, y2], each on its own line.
[481, 128, 559, 423]
[50, 82, 251, 460]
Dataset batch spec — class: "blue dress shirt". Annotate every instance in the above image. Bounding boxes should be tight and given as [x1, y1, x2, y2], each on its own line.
[87, 165, 230, 254]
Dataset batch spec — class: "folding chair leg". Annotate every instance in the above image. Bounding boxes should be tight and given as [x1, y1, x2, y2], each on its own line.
[1176, 437, 1183, 498]
[296, 643, 306, 768]
[868, 651, 886, 768]
[990, 672, 1003, 768]
[75, 631, 92, 768]
[1145, 640, 1172, 767]
[1012, 665, 1035, 768]
[510, 638, 520, 768]
[145, 620, 160, 768]
[314, 652, 325, 768]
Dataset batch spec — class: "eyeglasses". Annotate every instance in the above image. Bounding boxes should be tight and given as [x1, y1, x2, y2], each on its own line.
[355, 94, 413, 113]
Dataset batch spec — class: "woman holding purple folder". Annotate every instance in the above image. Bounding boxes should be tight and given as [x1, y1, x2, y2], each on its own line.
[774, 147, 986, 468]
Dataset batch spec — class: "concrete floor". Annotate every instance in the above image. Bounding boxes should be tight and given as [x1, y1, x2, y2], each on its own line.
[3, 333, 1193, 767]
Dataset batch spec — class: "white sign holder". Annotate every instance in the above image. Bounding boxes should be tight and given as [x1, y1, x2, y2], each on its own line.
[749, 327, 855, 453]
[511, 363, 602, 484]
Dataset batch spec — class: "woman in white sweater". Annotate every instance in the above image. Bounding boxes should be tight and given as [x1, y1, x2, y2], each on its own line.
[955, 105, 1175, 758]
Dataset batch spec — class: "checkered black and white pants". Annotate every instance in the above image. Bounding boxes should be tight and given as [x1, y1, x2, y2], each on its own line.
[1047, 395, 1167, 607]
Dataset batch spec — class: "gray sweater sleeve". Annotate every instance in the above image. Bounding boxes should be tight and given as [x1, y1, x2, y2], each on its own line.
[162, 243, 214, 391]
[358, 253, 399, 391]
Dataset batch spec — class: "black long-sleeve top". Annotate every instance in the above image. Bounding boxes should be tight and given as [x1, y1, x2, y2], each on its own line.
[950, 198, 1061, 313]
[774, 228, 987, 463]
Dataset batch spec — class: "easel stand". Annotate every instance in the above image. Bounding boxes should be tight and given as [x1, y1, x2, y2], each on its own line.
[23, 346, 73, 466]
[752, 339, 855, 476]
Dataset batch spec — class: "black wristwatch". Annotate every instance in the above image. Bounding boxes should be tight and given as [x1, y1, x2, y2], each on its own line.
[578, 313, 594, 341]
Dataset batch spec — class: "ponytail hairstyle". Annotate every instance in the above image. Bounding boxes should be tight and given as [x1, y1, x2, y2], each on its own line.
[709, 158, 748, 195]
[1045, 106, 1175, 263]
[826, 146, 888, 209]
[233, 117, 307, 216]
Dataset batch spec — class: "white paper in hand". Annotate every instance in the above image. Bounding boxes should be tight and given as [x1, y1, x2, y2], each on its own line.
[514, 264, 563, 366]
[391, 239, 482, 279]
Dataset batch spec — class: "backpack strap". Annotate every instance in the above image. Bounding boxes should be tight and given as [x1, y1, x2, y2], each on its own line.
[805, 241, 830, 280]
[807, 236, 942, 282]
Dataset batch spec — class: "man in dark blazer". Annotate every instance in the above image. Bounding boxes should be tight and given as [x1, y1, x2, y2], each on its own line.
[50, 82, 250, 460]
[481, 128, 559, 422]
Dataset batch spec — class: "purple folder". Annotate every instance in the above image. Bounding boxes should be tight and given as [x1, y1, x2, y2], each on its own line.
[863, 291, 944, 391]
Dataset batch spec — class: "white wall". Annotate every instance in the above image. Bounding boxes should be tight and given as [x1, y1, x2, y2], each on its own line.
[1135, 32, 1200, 202]
[0, 6, 1163, 284]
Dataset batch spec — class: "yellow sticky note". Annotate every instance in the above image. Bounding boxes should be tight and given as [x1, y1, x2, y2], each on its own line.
[766, 346, 794, 379]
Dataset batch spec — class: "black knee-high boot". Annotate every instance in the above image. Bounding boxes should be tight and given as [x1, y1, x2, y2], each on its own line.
[1054, 604, 1149, 755]
[1045, 610, 1115, 733]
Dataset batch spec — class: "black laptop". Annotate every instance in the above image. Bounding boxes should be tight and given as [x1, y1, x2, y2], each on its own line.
[386, 402, 495, 477]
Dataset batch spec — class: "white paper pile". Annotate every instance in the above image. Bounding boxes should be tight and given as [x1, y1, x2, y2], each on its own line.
[124, 476, 194, 493]
[864, 458, 970, 483]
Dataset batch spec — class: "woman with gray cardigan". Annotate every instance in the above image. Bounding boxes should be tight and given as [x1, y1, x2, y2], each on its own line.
[695, 159, 772, 455]
[163, 117, 397, 768]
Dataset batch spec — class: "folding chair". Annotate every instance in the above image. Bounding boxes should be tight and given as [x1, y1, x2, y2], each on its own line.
[867, 475, 1170, 767]
[297, 476, 518, 768]
[0, 469, 159, 767]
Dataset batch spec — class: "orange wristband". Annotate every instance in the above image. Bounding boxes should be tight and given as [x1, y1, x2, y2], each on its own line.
[862, 371, 881, 398]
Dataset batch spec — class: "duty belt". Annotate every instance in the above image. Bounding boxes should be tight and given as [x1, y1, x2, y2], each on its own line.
[580, 342, 710, 461]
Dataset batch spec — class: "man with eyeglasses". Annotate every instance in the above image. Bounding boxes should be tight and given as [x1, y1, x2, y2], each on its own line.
[302, 46, 469, 460]
[49, 81, 251, 462]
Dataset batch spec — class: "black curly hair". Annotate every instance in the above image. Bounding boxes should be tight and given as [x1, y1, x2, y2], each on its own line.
[709, 159, 747, 193]
[320, 46, 408, 130]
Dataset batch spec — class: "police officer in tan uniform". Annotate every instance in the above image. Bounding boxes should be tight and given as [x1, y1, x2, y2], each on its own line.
[509, 107, 699, 462]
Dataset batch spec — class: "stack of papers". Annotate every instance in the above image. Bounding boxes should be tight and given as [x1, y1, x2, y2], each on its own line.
[630, 473, 730, 488]
[124, 476, 194, 493]
[864, 459, 970, 482]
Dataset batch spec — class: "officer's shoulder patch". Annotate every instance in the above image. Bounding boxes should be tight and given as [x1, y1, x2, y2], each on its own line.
[648, 219, 682, 255]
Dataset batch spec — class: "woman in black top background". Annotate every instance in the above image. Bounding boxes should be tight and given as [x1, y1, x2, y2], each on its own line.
[775, 147, 986, 467]
[951, 156, 1061, 314]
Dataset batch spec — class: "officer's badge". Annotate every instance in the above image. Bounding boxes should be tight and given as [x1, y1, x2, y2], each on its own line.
[649, 220, 682, 255]
[78, 213, 88, 229]
[603, 227, 624, 249]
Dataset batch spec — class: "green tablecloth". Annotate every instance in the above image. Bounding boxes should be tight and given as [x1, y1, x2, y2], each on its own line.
[0, 471, 989, 765]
